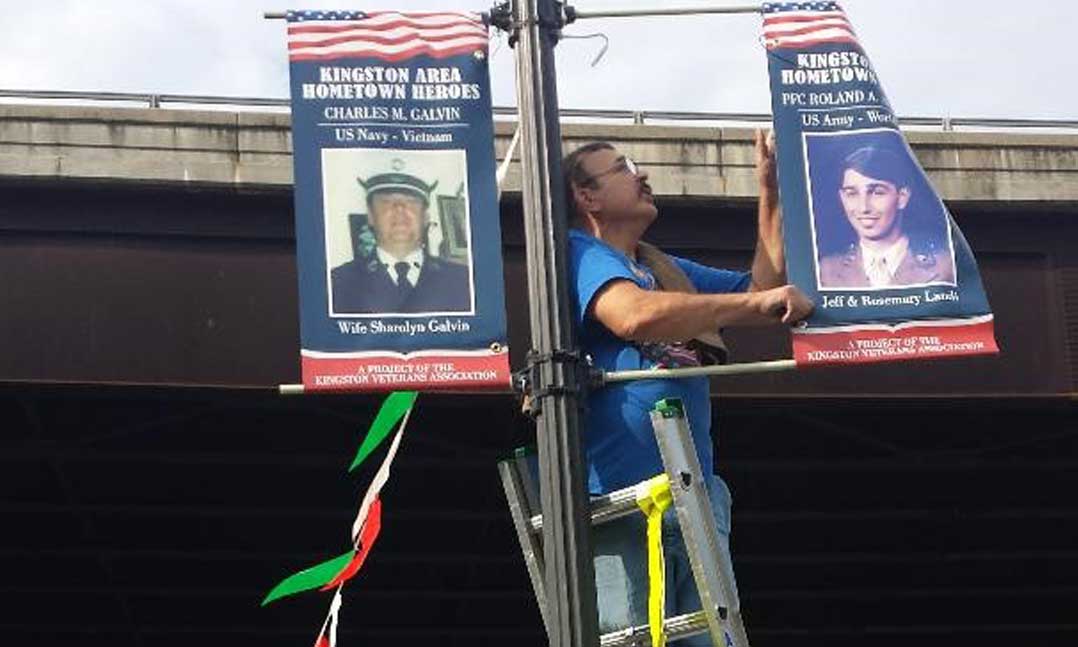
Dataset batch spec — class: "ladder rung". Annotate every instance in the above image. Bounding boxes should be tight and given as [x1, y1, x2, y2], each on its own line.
[528, 481, 650, 532]
[599, 610, 712, 647]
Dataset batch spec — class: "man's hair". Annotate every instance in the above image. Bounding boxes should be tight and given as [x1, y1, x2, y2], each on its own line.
[841, 145, 913, 190]
[562, 141, 614, 220]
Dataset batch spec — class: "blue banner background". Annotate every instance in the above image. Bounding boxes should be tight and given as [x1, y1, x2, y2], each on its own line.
[766, 42, 993, 329]
[289, 52, 508, 355]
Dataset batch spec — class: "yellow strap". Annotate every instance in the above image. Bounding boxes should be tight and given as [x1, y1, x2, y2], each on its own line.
[636, 474, 672, 647]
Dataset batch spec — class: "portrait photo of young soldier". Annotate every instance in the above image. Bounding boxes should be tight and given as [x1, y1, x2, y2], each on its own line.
[322, 149, 474, 316]
[806, 131, 957, 290]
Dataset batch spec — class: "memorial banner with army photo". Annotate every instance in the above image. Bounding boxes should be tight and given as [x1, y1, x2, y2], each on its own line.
[286, 9, 510, 391]
[762, 2, 999, 365]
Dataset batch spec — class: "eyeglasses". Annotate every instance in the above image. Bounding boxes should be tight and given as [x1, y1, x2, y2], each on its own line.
[586, 156, 640, 183]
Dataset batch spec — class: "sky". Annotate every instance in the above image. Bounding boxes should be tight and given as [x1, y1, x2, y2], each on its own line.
[1, 0, 1074, 120]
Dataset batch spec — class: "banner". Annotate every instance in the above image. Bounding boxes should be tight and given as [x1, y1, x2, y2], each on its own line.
[762, 2, 999, 366]
[286, 10, 511, 391]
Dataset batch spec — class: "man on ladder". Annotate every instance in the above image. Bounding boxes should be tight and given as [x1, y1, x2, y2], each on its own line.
[561, 131, 813, 644]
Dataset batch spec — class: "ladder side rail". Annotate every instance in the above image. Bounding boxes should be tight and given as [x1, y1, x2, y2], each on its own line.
[516, 452, 545, 517]
[650, 403, 750, 647]
[498, 459, 552, 636]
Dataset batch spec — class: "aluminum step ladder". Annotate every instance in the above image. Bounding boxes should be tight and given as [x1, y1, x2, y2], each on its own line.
[498, 398, 749, 647]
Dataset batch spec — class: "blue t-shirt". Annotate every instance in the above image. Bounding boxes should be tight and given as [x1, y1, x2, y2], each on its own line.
[568, 229, 751, 495]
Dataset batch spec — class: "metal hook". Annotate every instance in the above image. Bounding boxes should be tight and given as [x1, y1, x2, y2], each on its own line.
[490, 28, 505, 60]
[562, 31, 610, 67]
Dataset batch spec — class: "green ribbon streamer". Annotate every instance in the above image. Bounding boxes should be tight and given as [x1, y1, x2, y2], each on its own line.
[261, 550, 353, 606]
[348, 391, 417, 472]
[262, 393, 417, 606]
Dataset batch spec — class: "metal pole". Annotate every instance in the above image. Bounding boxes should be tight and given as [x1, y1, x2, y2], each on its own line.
[568, 4, 760, 20]
[603, 359, 797, 384]
[511, 0, 599, 646]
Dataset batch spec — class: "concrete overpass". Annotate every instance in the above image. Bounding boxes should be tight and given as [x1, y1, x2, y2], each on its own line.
[2, 102, 1077, 647]
[2, 103, 1077, 202]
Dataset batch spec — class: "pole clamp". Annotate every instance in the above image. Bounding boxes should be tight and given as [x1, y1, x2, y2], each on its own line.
[514, 349, 600, 418]
[485, 1, 570, 48]
[484, 2, 515, 34]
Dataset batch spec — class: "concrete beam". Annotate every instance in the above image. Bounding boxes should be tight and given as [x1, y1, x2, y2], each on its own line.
[1, 103, 1077, 203]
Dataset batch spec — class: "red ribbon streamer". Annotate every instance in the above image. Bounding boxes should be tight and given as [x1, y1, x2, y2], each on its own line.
[322, 497, 384, 590]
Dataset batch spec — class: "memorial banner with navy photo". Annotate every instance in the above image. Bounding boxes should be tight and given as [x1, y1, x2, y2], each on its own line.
[762, 2, 999, 365]
[286, 9, 510, 391]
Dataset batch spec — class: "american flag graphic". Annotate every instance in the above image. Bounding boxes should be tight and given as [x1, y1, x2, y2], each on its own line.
[286, 10, 488, 62]
[761, 2, 859, 50]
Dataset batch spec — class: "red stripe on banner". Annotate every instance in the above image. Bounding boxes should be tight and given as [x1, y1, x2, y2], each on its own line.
[289, 42, 486, 63]
[288, 28, 486, 50]
[793, 319, 999, 366]
[288, 16, 481, 36]
[763, 19, 849, 32]
[765, 35, 861, 51]
[322, 498, 383, 590]
[301, 351, 511, 392]
[763, 21, 854, 39]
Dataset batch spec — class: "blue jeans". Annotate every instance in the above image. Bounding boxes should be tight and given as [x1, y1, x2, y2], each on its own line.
[592, 475, 736, 647]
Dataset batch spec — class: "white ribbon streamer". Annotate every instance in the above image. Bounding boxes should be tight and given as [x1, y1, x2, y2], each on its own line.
[313, 586, 344, 647]
[350, 406, 413, 542]
[496, 125, 521, 200]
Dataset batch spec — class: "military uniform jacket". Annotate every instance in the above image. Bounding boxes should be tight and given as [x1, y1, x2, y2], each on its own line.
[330, 255, 471, 314]
[818, 240, 955, 288]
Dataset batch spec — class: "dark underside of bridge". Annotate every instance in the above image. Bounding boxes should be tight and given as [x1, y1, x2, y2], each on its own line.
[3, 388, 1076, 647]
